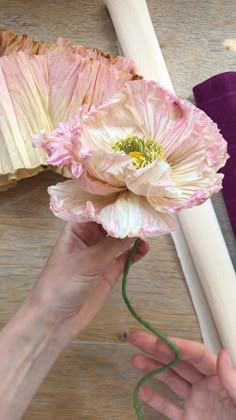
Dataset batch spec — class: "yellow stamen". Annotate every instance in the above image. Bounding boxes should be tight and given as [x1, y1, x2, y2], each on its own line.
[112, 135, 166, 169]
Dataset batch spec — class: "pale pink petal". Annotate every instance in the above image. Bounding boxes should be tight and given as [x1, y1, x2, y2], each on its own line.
[100, 190, 177, 238]
[34, 110, 89, 176]
[125, 159, 173, 196]
[77, 149, 130, 194]
[76, 79, 182, 150]
[48, 181, 177, 238]
[76, 170, 124, 195]
[48, 180, 116, 223]
[148, 173, 223, 213]
[163, 99, 228, 170]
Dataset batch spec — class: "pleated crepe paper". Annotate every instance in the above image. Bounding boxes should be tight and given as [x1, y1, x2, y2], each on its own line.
[0, 30, 136, 191]
[105, 0, 236, 364]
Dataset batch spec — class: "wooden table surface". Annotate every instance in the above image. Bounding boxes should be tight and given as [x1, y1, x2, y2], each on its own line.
[0, 1, 235, 419]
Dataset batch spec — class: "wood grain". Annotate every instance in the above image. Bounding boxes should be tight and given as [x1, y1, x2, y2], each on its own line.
[0, 0, 235, 418]
[24, 342, 183, 420]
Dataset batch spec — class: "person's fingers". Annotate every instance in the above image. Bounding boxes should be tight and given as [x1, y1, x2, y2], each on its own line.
[129, 330, 215, 382]
[115, 240, 150, 275]
[91, 235, 137, 266]
[129, 330, 203, 383]
[100, 240, 149, 291]
[132, 354, 191, 399]
[72, 241, 149, 334]
[65, 222, 106, 247]
[138, 384, 184, 420]
[217, 349, 236, 401]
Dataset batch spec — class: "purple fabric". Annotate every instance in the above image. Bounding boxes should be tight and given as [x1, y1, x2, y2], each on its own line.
[193, 72, 236, 238]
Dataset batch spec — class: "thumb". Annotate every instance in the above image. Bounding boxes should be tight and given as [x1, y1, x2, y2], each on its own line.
[217, 349, 236, 401]
[92, 235, 137, 266]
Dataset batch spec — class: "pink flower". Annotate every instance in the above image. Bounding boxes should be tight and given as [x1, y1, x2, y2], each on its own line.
[46, 80, 228, 238]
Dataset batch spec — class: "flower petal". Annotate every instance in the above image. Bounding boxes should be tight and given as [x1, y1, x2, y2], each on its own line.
[48, 180, 116, 223]
[77, 149, 130, 194]
[74, 79, 182, 152]
[148, 173, 224, 213]
[100, 190, 177, 238]
[49, 181, 177, 238]
[163, 99, 228, 169]
[125, 159, 173, 196]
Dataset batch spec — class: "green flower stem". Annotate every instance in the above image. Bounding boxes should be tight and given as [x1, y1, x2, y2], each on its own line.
[122, 238, 181, 420]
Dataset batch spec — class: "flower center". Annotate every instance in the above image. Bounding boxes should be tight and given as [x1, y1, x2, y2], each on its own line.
[112, 135, 165, 169]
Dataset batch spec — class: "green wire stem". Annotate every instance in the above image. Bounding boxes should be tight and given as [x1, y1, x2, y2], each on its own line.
[122, 238, 181, 420]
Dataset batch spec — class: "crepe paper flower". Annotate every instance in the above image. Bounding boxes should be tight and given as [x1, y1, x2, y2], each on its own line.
[45, 79, 228, 238]
[0, 30, 135, 74]
[0, 47, 136, 190]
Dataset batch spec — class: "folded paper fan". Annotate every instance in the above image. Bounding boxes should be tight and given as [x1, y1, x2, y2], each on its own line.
[0, 30, 135, 73]
[0, 31, 137, 191]
[0, 29, 55, 56]
[57, 37, 135, 74]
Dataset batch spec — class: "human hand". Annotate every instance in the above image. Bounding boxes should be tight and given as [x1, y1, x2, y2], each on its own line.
[129, 330, 236, 420]
[30, 222, 149, 338]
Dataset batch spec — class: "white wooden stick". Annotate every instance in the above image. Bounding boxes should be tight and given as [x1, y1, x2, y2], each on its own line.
[105, 0, 236, 363]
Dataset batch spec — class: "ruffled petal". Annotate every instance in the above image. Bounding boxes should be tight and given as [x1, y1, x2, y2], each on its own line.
[148, 173, 224, 213]
[33, 110, 89, 177]
[48, 180, 116, 223]
[77, 149, 130, 194]
[100, 190, 177, 238]
[163, 99, 228, 169]
[125, 159, 173, 196]
[75, 79, 182, 152]
[48, 181, 177, 238]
